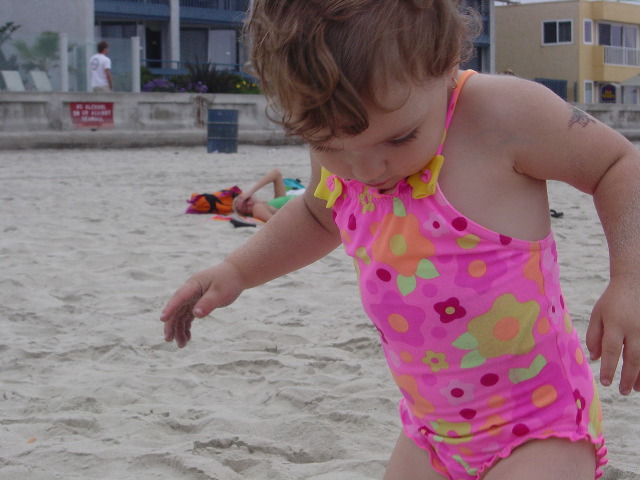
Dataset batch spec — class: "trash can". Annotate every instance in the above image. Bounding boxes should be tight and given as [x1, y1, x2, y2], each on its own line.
[207, 109, 239, 153]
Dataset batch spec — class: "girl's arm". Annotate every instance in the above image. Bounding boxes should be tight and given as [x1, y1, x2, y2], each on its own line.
[481, 75, 640, 395]
[587, 144, 640, 395]
[162, 157, 340, 347]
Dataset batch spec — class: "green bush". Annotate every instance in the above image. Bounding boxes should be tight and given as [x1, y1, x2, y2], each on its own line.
[186, 60, 237, 93]
[140, 60, 261, 94]
[185, 60, 259, 94]
[140, 66, 155, 89]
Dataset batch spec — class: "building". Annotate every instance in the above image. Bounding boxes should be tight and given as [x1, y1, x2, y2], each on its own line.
[3, 0, 492, 92]
[3, 0, 248, 91]
[465, 0, 496, 74]
[496, 0, 640, 104]
[94, 0, 249, 73]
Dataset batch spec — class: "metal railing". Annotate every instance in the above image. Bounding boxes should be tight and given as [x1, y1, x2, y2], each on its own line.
[143, 58, 242, 71]
[142, 58, 256, 79]
[99, 0, 249, 7]
[604, 45, 640, 67]
[179, 0, 248, 10]
[104, 0, 169, 4]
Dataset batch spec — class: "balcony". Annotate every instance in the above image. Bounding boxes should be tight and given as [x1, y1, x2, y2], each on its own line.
[591, 45, 640, 83]
[95, 0, 170, 19]
[180, 0, 248, 24]
[604, 45, 640, 67]
[95, 0, 249, 22]
[103, 0, 169, 3]
[180, 0, 248, 10]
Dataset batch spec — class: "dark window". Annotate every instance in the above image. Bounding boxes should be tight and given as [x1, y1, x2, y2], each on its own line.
[543, 20, 572, 45]
[101, 23, 137, 39]
[543, 22, 557, 43]
[599, 23, 611, 45]
[559, 21, 572, 42]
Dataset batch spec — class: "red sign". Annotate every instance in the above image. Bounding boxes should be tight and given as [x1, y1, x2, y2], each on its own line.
[70, 102, 114, 128]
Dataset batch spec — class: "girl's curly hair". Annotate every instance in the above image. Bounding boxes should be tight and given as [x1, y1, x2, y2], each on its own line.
[245, 0, 481, 141]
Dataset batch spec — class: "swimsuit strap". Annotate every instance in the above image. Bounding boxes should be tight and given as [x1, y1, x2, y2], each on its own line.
[436, 69, 476, 156]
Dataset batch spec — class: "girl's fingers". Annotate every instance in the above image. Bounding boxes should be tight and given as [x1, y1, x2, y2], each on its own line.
[586, 312, 603, 361]
[599, 329, 623, 387]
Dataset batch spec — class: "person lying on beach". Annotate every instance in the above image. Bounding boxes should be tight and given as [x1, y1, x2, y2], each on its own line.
[232, 168, 303, 222]
[162, 1, 640, 479]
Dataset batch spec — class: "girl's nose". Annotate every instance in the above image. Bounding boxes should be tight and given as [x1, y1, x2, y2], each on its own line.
[349, 153, 386, 184]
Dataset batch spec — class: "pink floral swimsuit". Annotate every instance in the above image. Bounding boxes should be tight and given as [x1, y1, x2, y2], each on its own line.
[314, 71, 607, 480]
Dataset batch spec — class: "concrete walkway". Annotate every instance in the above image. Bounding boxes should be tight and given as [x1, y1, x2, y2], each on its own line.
[0, 128, 302, 150]
[1, 128, 639, 150]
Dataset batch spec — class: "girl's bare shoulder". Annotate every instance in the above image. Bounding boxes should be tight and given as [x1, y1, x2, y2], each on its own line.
[457, 73, 565, 131]
[459, 72, 633, 192]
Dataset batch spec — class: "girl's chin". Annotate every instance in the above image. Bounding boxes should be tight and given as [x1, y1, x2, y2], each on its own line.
[367, 179, 399, 190]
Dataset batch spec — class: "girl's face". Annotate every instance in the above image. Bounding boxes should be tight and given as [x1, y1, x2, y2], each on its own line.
[307, 76, 452, 192]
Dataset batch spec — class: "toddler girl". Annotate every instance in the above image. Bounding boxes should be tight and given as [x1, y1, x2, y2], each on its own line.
[161, 1, 640, 478]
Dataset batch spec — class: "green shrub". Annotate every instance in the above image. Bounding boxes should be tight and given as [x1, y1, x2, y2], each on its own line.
[186, 60, 259, 94]
[140, 66, 155, 89]
[140, 60, 261, 94]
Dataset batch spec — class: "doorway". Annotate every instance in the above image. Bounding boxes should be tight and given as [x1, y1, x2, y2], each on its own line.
[145, 28, 162, 68]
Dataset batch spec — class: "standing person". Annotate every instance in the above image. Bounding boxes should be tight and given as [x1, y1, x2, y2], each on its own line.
[89, 41, 113, 92]
[161, 1, 640, 479]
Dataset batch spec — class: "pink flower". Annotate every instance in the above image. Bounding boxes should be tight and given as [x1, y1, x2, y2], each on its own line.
[434, 297, 466, 323]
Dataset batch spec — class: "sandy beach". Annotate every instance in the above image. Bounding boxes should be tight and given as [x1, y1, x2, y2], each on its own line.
[1, 145, 638, 480]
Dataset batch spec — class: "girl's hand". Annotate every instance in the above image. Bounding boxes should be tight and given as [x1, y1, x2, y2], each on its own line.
[160, 262, 246, 348]
[586, 275, 640, 395]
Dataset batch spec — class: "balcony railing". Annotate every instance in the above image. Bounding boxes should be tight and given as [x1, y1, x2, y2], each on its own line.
[98, 0, 248, 9]
[180, 0, 248, 10]
[604, 45, 640, 67]
[105, 0, 169, 4]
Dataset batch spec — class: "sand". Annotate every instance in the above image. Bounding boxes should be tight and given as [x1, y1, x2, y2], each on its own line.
[0, 145, 638, 480]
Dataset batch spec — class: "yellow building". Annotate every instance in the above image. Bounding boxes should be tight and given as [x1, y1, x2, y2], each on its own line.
[496, 0, 640, 104]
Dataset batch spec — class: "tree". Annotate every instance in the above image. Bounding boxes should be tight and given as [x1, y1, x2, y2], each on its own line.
[0, 21, 21, 70]
[13, 31, 60, 72]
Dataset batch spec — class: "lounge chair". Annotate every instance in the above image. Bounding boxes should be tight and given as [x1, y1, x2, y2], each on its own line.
[30, 70, 53, 91]
[1, 70, 26, 91]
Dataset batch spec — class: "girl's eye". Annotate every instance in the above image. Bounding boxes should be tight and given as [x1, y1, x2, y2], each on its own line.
[309, 143, 331, 153]
[388, 129, 419, 147]
[309, 144, 334, 153]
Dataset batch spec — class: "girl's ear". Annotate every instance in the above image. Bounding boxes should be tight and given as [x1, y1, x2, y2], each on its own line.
[448, 64, 462, 90]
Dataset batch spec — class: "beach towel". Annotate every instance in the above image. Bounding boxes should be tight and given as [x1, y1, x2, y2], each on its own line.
[211, 214, 261, 228]
[185, 186, 242, 214]
[284, 178, 305, 190]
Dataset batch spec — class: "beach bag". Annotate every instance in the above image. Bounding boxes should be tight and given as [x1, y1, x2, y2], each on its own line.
[185, 186, 242, 214]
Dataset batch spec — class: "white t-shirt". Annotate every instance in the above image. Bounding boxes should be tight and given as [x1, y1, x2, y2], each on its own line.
[89, 53, 111, 88]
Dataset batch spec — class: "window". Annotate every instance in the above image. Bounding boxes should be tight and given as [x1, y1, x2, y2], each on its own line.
[209, 30, 237, 68]
[584, 19, 593, 44]
[100, 22, 138, 39]
[598, 22, 638, 48]
[584, 80, 594, 103]
[542, 20, 573, 45]
[180, 29, 208, 64]
[599, 22, 639, 65]
[623, 86, 638, 105]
